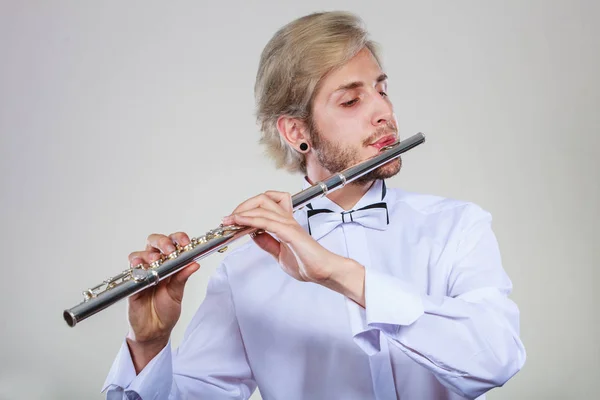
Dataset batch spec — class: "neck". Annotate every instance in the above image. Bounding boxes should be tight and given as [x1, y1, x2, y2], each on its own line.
[305, 171, 375, 211]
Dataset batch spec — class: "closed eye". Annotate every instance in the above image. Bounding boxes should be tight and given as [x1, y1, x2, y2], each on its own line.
[341, 91, 387, 107]
[341, 98, 359, 107]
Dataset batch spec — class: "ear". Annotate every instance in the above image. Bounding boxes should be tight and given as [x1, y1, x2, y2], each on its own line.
[276, 115, 310, 150]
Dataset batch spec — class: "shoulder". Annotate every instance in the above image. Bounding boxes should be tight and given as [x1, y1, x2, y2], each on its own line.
[387, 186, 493, 229]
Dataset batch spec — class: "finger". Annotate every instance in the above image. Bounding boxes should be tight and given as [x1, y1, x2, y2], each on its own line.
[228, 193, 287, 218]
[146, 233, 177, 255]
[224, 205, 291, 227]
[169, 232, 191, 247]
[167, 262, 201, 299]
[251, 231, 281, 259]
[263, 191, 293, 213]
[128, 250, 160, 266]
[171, 262, 200, 285]
[231, 208, 289, 225]
[231, 214, 289, 238]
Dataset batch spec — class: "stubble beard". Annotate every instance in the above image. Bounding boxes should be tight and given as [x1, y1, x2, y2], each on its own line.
[310, 122, 402, 186]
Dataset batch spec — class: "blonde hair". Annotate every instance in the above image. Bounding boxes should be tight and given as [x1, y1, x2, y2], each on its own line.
[254, 11, 382, 174]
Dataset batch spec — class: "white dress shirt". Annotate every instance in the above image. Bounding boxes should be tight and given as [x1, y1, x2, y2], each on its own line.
[102, 178, 526, 400]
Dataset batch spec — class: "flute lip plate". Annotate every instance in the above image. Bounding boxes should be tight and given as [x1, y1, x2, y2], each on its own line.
[380, 140, 401, 152]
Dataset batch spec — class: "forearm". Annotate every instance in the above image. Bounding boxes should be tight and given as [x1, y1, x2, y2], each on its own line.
[103, 264, 256, 399]
[388, 295, 523, 397]
[346, 268, 525, 398]
[319, 255, 524, 397]
[319, 257, 366, 308]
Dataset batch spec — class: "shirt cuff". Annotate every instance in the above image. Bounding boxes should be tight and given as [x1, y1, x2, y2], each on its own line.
[102, 338, 174, 399]
[346, 268, 425, 355]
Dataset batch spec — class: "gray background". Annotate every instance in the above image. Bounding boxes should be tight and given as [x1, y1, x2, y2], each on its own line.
[1, 1, 598, 399]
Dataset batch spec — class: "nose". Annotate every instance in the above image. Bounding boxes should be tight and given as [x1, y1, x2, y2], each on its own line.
[370, 91, 394, 128]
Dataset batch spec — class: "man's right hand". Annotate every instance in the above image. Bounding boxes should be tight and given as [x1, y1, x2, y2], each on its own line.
[125, 232, 200, 373]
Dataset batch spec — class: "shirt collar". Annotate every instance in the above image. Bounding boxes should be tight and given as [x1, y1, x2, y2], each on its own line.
[300, 176, 388, 213]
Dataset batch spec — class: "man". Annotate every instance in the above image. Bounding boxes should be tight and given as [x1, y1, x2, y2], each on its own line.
[103, 11, 526, 400]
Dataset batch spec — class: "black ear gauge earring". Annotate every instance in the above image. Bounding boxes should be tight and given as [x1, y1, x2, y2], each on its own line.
[299, 142, 309, 152]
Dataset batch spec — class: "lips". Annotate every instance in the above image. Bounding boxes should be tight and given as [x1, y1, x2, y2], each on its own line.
[369, 134, 397, 150]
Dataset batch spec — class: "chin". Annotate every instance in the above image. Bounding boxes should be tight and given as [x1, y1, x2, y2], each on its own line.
[378, 158, 402, 177]
[355, 157, 401, 185]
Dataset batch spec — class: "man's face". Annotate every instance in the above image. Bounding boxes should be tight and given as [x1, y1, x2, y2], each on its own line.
[309, 47, 401, 185]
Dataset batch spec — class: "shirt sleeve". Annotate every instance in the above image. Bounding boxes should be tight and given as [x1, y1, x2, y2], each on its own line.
[102, 262, 257, 400]
[346, 204, 526, 399]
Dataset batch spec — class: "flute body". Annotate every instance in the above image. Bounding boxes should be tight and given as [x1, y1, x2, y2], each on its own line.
[63, 132, 425, 327]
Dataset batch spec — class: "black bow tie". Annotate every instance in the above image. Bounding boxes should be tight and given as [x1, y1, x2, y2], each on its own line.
[305, 180, 390, 240]
[306, 202, 390, 240]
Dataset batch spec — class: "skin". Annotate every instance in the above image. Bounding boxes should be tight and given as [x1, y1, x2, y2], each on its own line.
[126, 47, 401, 373]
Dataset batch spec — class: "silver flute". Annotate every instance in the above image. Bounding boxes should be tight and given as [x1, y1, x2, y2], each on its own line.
[63, 132, 426, 327]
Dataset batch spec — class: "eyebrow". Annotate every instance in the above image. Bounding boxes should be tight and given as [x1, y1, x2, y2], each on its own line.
[333, 73, 388, 93]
